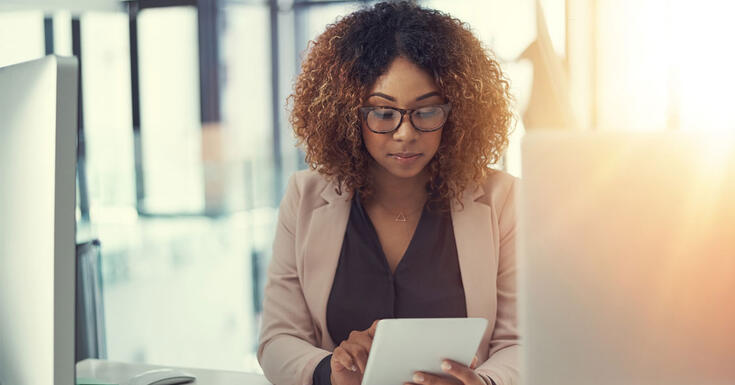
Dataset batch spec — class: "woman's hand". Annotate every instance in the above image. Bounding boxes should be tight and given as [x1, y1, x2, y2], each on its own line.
[404, 357, 488, 385]
[330, 320, 379, 385]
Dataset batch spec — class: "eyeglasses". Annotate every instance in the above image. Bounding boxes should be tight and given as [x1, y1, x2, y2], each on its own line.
[359, 103, 451, 134]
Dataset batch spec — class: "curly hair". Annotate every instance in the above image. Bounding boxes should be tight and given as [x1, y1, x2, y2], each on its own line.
[290, 1, 513, 208]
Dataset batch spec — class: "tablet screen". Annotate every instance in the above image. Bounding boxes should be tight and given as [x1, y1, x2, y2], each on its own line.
[361, 318, 488, 385]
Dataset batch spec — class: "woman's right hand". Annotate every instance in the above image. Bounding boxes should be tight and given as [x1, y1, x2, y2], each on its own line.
[330, 320, 379, 385]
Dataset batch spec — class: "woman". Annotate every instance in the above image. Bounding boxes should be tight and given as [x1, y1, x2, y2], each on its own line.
[257, 2, 518, 385]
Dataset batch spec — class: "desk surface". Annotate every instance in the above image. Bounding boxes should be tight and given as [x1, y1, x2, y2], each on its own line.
[77, 359, 272, 385]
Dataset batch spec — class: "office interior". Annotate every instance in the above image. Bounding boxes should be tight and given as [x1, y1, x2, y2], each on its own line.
[1, 0, 734, 376]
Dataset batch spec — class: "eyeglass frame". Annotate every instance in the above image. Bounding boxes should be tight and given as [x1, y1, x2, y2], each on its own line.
[358, 103, 452, 134]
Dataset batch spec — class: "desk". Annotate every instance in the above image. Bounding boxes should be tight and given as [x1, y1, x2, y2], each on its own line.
[77, 359, 272, 385]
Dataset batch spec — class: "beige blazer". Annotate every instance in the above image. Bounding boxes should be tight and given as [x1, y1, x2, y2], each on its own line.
[257, 169, 519, 385]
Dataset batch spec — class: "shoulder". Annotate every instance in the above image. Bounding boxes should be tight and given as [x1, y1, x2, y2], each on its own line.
[289, 169, 331, 193]
[278, 169, 344, 237]
[476, 169, 518, 211]
[476, 169, 518, 240]
[283, 169, 337, 207]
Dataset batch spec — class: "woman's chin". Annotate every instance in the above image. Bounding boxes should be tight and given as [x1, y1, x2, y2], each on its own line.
[379, 163, 428, 180]
[370, 155, 432, 180]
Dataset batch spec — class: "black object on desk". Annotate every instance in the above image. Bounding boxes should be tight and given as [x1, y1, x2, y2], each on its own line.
[76, 239, 107, 362]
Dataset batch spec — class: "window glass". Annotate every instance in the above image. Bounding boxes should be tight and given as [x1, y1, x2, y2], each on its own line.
[81, 11, 135, 211]
[53, 11, 72, 56]
[303, 3, 360, 43]
[138, 6, 204, 214]
[81, 6, 259, 373]
[221, 4, 276, 371]
[222, 4, 274, 211]
[670, 0, 735, 133]
[99, 213, 258, 372]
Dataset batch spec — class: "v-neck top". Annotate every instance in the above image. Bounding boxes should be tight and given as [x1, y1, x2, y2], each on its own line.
[325, 192, 467, 345]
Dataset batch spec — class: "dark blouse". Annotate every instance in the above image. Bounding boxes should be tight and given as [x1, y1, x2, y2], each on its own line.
[313, 193, 467, 385]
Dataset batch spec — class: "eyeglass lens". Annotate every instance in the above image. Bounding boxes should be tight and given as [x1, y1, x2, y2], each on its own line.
[366, 106, 446, 132]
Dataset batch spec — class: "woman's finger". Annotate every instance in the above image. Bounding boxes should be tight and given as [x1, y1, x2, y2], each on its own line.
[440, 359, 482, 384]
[367, 319, 380, 337]
[469, 356, 478, 370]
[408, 371, 460, 385]
[347, 329, 373, 352]
[332, 347, 357, 372]
[340, 341, 370, 373]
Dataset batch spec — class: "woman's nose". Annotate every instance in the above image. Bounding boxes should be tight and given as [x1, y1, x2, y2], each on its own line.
[392, 115, 419, 142]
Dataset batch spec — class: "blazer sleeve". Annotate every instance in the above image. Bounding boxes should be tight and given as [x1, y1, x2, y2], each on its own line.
[475, 177, 520, 385]
[257, 174, 331, 385]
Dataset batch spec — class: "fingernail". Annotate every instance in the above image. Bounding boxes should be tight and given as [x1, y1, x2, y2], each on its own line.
[350, 365, 357, 372]
[441, 361, 451, 371]
[413, 373, 424, 383]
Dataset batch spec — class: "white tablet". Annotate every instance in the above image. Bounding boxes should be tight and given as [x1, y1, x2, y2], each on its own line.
[361, 318, 488, 385]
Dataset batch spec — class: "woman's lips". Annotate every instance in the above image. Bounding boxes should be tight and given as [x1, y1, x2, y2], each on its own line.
[389, 153, 423, 163]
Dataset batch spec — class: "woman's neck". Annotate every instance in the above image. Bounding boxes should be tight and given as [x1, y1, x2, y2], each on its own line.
[369, 164, 429, 211]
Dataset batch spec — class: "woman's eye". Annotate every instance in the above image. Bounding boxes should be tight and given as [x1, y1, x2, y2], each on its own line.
[373, 109, 397, 120]
[415, 107, 440, 118]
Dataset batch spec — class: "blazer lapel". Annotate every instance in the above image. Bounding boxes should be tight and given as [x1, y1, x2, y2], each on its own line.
[302, 182, 352, 350]
[451, 184, 496, 320]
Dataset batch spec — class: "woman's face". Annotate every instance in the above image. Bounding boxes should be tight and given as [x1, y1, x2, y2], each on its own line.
[361, 56, 444, 180]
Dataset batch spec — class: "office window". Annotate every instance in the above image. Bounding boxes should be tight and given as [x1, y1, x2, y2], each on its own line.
[596, 0, 670, 132]
[138, 6, 204, 214]
[220, 4, 278, 371]
[221, 4, 274, 211]
[596, 0, 735, 133]
[81, 12, 136, 211]
[52, 11, 73, 56]
[74, 4, 259, 373]
[301, 2, 360, 42]
[669, 0, 735, 133]
[97, 213, 257, 371]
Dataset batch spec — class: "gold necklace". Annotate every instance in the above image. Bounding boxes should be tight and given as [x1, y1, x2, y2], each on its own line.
[375, 200, 425, 222]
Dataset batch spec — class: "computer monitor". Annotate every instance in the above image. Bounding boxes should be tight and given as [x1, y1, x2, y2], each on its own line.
[0, 56, 78, 385]
[519, 131, 735, 385]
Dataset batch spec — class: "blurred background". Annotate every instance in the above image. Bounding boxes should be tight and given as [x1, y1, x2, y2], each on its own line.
[0, 0, 732, 374]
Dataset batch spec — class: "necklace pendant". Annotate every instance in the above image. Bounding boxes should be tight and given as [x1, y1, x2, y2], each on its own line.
[395, 212, 408, 222]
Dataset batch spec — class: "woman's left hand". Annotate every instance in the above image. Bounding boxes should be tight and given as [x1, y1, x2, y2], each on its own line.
[404, 356, 487, 385]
